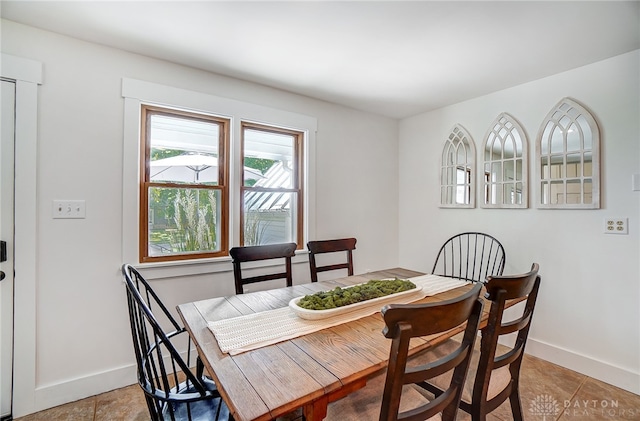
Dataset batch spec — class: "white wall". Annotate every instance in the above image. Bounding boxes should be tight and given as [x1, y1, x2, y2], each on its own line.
[1, 20, 400, 415]
[398, 50, 640, 394]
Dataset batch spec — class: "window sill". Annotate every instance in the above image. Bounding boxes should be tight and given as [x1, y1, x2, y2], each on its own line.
[132, 250, 310, 281]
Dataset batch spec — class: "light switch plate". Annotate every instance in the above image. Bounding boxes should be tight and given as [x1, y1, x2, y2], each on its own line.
[53, 200, 86, 219]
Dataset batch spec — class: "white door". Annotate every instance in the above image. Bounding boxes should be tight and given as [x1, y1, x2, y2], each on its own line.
[1, 78, 16, 419]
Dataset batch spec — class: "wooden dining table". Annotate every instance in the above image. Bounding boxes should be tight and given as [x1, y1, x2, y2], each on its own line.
[177, 268, 501, 421]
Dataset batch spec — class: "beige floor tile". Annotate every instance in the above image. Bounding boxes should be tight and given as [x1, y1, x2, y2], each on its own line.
[13, 397, 96, 421]
[453, 409, 502, 420]
[490, 353, 586, 421]
[94, 384, 148, 421]
[557, 377, 640, 420]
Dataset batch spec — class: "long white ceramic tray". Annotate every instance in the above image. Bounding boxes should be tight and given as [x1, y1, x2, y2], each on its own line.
[289, 282, 423, 320]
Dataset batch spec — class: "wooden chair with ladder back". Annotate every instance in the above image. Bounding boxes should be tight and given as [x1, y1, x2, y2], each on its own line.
[326, 283, 484, 421]
[229, 242, 297, 294]
[307, 237, 357, 282]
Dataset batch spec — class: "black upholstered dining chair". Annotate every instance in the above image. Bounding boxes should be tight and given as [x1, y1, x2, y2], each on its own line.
[326, 283, 484, 421]
[417, 263, 541, 421]
[122, 264, 232, 421]
[307, 237, 357, 282]
[229, 242, 297, 294]
[432, 232, 506, 283]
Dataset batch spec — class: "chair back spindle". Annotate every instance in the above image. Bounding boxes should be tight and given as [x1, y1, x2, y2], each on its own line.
[432, 232, 505, 283]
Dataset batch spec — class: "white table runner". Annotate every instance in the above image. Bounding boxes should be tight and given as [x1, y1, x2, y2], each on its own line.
[208, 275, 469, 355]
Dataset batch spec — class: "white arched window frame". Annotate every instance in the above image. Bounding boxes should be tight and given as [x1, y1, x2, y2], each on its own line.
[440, 124, 476, 208]
[536, 98, 600, 209]
[481, 113, 528, 209]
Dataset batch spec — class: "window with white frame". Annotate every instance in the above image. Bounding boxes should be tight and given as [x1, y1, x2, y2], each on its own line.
[122, 78, 316, 267]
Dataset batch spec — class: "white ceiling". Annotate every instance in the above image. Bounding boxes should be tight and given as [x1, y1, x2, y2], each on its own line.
[2, 1, 639, 119]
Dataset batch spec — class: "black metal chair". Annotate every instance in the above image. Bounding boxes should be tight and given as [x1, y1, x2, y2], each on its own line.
[307, 238, 356, 282]
[122, 264, 232, 421]
[326, 283, 484, 421]
[229, 243, 297, 294]
[432, 232, 506, 283]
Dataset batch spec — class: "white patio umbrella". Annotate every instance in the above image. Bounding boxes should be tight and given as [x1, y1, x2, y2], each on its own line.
[150, 154, 264, 183]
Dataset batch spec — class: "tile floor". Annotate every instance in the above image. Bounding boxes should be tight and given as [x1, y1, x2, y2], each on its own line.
[12, 353, 640, 421]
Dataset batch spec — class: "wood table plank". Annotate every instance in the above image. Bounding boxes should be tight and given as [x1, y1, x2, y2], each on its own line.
[193, 296, 245, 320]
[290, 324, 383, 387]
[223, 294, 257, 315]
[231, 291, 287, 313]
[231, 345, 328, 415]
[261, 286, 301, 306]
[275, 341, 343, 393]
[362, 268, 425, 280]
[328, 315, 390, 368]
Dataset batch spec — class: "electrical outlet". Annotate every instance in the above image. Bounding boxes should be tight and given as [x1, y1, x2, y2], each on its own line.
[604, 217, 628, 235]
[53, 200, 86, 219]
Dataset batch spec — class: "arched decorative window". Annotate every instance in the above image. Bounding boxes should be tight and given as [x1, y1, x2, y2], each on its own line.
[440, 124, 475, 208]
[481, 113, 528, 208]
[536, 98, 600, 209]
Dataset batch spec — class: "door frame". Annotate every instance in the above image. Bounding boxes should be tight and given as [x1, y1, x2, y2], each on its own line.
[1, 75, 17, 421]
[0, 53, 41, 418]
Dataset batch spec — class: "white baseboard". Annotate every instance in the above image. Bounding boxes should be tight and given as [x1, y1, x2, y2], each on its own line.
[32, 363, 138, 414]
[525, 338, 640, 395]
[27, 348, 200, 416]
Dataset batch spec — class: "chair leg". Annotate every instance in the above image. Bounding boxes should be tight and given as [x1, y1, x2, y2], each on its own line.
[197, 356, 205, 379]
[472, 412, 486, 421]
[509, 387, 524, 421]
[470, 402, 488, 421]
